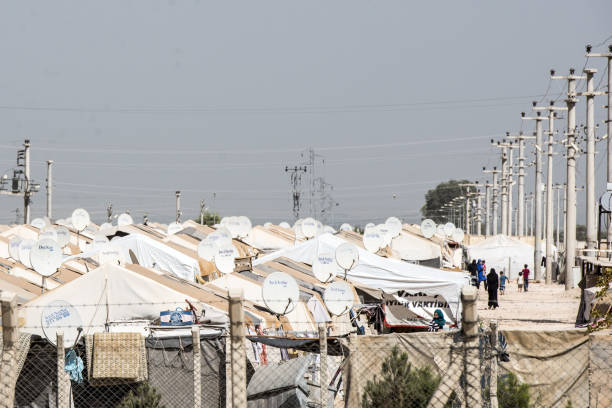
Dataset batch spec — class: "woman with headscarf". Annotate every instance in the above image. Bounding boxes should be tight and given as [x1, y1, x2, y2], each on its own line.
[428, 309, 446, 332]
[486, 268, 499, 309]
[476, 259, 486, 290]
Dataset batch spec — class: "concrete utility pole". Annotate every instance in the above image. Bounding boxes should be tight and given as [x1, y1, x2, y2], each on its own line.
[475, 191, 483, 235]
[507, 141, 516, 236]
[523, 108, 547, 281]
[23, 140, 31, 224]
[175, 190, 182, 223]
[484, 167, 501, 235]
[551, 68, 583, 289]
[492, 140, 512, 235]
[533, 101, 567, 284]
[483, 181, 493, 236]
[199, 200, 206, 225]
[585, 45, 612, 243]
[553, 184, 565, 250]
[507, 132, 535, 236]
[46, 160, 53, 220]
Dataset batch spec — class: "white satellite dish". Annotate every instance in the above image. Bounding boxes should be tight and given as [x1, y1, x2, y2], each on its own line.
[363, 228, 383, 253]
[167, 222, 183, 235]
[41, 300, 83, 348]
[39, 227, 58, 243]
[436, 224, 446, 236]
[197, 239, 217, 262]
[206, 232, 226, 249]
[377, 224, 392, 247]
[71, 208, 90, 232]
[364, 223, 375, 230]
[237, 216, 252, 237]
[18, 239, 35, 268]
[92, 232, 109, 249]
[323, 225, 336, 234]
[316, 220, 324, 236]
[8, 236, 22, 261]
[225, 217, 242, 238]
[214, 243, 236, 274]
[99, 222, 113, 232]
[117, 213, 133, 226]
[262, 272, 300, 315]
[312, 252, 338, 283]
[385, 217, 402, 237]
[335, 242, 359, 272]
[301, 217, 317, 238]
[31, 218, 47, 229]
[444, 222, 455, 237]
[279, 222, 291, 229]
[339, 223, 353, 232]
[30, 238, 62, 277]
[451, 228, 465, 243]
[324, 281, 354, 316]
[98, 243, 124, 266]
[263, 222, 272, 228]
[420, 219, 436, 239]
[54, 226, 70, 248]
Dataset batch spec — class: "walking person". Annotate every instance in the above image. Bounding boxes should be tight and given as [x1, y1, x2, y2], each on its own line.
[477, 260, 486, 290]
[499, 271, 507, 295]
[487, 268, 499, 309]
[467, 259, 477, 287]
[521, 264, 530, 292]
[482, 260, 488, 290]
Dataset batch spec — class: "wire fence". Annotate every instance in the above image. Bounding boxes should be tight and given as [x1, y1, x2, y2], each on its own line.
[2, 298, 612, 407]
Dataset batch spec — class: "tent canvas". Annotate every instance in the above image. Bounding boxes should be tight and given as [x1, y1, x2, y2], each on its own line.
[467, 235, 536, 279]
[254, 233, 469, 327]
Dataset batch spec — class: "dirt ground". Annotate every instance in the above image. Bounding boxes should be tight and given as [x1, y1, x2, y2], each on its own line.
[475, 279, 582, 330]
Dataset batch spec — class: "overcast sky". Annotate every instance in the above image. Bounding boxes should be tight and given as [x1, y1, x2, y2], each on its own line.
[0, 1, 610, 227]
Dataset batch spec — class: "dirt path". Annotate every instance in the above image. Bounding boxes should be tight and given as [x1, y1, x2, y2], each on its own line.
[475, 280, 581, 330]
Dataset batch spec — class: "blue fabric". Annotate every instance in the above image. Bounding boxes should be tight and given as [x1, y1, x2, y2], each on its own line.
[500, 275, 507, 285]
[65, 349, 84, 384]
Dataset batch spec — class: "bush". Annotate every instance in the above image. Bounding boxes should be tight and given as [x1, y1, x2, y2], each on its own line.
[498, 372, 530, 408]
[361, 346, 441, 408]
[118, 382, 165, 408]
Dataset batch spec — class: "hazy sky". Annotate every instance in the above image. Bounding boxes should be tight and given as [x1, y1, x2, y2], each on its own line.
[0, 1, 610, 227]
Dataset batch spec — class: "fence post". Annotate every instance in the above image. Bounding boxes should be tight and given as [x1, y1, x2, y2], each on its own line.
[461, 286, 481, 408]
[192, 325, 201, 408]
[489, 320, 499, 408]
[318, 323, 329, 408]
[0, 291, 18, 408]
[56, 331, 69, 408]
[229, 287, 246, 408]
[346, 332, 361, 407]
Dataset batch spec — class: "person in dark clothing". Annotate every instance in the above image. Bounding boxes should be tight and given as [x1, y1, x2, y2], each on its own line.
[486, 268, 499, 309]
[467, 259, 477, 286]
[521, 264, 530, 292]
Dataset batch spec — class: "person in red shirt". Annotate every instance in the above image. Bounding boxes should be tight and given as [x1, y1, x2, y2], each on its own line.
[521, 264, 530, 292]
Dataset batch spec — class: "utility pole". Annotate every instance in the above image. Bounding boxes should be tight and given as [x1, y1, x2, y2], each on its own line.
[175, 191, 182, 223]
[46, 160, 53, 220]
[551, 68, 583, 289]
[585, 45, 612, 243]
[475, 191, 483, 235]
[484, 167, 501, 235]
[200, 200, 206, 225]
[507, 132, 535, 236]
[533, 101, 567, 284]
[284, 165, 307, 219]
[459, 183, 481, 235]
[106, 203, 113, 222]
[506, 140, 519, 236]
[522, 108, 546, 281]
[491, 139, 512, 235]
[23, 140, 31, 224]
[584, 68, 598, 251]
[553, 184, 565, 250]
[483, 181, 492, 236]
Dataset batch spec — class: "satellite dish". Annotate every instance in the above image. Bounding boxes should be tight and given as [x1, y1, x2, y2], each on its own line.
[436, 224, 446, 236]
[30, 218, 47, 229]
[39, 227, 58, 243]
[18, 239, 35, 268]
[377, 224, 392, 247]
[335, 242, 359, 272]
[323, 225, 336, 234]
[339, 223, 353, 232]
[420, 219, 436, 239]
[71, 209, 90, 232]
[41, 300, 83, 348]
[30, 238, 62, 277]
[237, 216, 252, 237]
[8, 236, 22, 261]
[279, 222, 291, 229]
[206, 232, 226, 249]
[385, 217, 402, 237]
[312, 252, 338, 283]
[444, 222, 456, 237]
[197, 239, 217, 262]
[324, 281, 354, 316]
[54, 226, 70, 248]
[117, 213, 133, 226]
[451, 228, 465, 243]
[92, 232, 109, 249]
[214, 243, 236, 274]
[263, 222, 272, 228]
[167, 222, 183, 235]
[364, 223, 375, 230]
[262, 272, 300, 315]
[316, 220, 324, 236]
[301, 217, 317, 238]
[225, 217, 242, 238]
[363, 228, 383, 253]
[601, 191, 612, 212]
[98, 243, 124, 265]
[99, 222, 113, 232]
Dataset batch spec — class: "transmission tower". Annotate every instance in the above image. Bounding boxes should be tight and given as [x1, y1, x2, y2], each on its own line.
[285, 165, 307, 219]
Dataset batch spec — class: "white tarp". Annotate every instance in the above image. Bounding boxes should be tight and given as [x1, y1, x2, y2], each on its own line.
[390, 231, 441, 261]
[65, 233, 200, 281]
[254, 233, 469, 326]
[467, 235, 536, 279]
[20, 263, 228, 340]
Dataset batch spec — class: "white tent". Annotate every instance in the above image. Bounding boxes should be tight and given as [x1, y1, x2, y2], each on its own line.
[254, 233, 469, 327]
[467, 235, 535, 279]
[390, 231, 441, 261]
[20, 263, 228, 341]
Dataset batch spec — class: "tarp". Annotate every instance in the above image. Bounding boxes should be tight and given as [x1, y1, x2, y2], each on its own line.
[19, 263, 228, 340]
[467, 235, 535, 279]
[254, 233, 469, 326]
[390, 231, 441, 261]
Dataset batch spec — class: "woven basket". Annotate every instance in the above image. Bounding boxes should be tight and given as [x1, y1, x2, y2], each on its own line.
[85, 333, 147, 384]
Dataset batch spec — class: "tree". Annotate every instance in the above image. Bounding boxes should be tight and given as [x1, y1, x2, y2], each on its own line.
[194, 211, 220, 226]
[361, 346, 441, 408]
[576, 224, 586, 241]
[118, 382, 165, 408]
[421, 180, 472, 223]
[497, 372, 530, 408]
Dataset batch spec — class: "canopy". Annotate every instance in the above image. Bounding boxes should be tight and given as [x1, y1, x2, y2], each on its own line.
[390, 231, 442, 261]
[467, 235, 535, 279]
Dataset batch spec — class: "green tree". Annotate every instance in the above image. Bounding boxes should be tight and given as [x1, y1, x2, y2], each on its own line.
[498, 372, 530, 408]
[421, 180, 472, 223]
[118, 382, 165, 408]
[194, 211, 220, 226]
[576, 224, 586, 241]
[361, 346, 441, 408]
